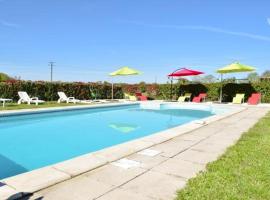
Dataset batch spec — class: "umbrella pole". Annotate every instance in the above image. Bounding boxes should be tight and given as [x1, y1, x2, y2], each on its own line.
[219, 74, 223, 103]
[170, 78, 173, 101]
[111, 78, 114, 100]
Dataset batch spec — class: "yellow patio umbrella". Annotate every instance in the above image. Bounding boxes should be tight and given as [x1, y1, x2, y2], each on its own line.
[217, 62, 256, 102]
[109, 123, 140, 133]
[109, 66, 142, 99]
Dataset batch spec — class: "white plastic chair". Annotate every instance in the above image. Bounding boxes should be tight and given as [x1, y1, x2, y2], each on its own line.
[18, 91, 45, 105]
[57, 92, 80, 104]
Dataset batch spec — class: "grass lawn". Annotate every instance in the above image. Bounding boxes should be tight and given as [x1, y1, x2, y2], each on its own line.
[177, 112, 270, 200]
[0, 101, 87, 111]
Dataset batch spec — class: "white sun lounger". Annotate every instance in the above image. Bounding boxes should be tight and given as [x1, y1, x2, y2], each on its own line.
[18, 91, 45, 105]
[80, 99, 109, 104]
[57, 92, 81, 104]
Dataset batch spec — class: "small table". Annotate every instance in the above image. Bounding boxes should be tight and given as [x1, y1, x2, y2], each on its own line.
[0, 98, 12, 107]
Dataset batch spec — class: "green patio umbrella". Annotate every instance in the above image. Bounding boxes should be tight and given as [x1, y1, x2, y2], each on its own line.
[109, 66, 142, 99]
[217, 62, 256, 102]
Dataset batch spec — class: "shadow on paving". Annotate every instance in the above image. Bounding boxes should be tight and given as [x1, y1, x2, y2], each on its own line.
[6, 193, 42, 200]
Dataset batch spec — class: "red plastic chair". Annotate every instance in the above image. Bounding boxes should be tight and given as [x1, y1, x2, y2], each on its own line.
[135, 92, 148, 101]
[138, 95, 147, 101]
[135, 92, 142, 96]
[248, 93, 261, 105]
[192, 93, 207, 103]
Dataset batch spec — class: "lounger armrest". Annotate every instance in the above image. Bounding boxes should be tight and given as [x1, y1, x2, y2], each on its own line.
[68, 97, 75, 100]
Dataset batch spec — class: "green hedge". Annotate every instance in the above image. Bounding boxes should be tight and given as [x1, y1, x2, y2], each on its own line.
[168, 82, 270, 103]
[141, 82, 269, 103]
[0, 81, 123, 101]
[0, 80, 269, 103]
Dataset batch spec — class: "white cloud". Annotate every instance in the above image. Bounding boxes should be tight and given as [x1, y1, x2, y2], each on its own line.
[176, 25, 270, 42]
[267, 18, 270, 26]
[120, 20, 270, 42]
[0, 20, 19, 28]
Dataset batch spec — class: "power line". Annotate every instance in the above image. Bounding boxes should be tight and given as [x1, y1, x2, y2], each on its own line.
[48, 61, 55, 82]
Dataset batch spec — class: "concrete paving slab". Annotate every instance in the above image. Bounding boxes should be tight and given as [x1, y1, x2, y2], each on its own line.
[97, 188, 154, 200]
[152, 139, 196, 158]
[191, 141, 229, 154]
[138, 149, 161, 157]
[141, 131, 181, 145]
[202, 136, 237, 146]
[93, 140, 154, 162]
[127, 153, 167, 170]
[176, 133, 206, 142]
[120, 171, 186, 200]
[152, 158, 205, 179]
[53, 153, 107, 177]
[84, 165, 147, 187]
[3, 167, 70, 194]
[111, 158, 141, 169]
[175, 149, 220, 165]
[217, 115, 246, 124]
[0, 184, 21, 200]
[227, 120, 259, 131]
[187, 127, 219, 138]
[214, 128, 248, 138]
[33, 176, 114, 200]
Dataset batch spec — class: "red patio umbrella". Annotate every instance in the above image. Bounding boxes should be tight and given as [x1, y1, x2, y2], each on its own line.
[168, 68, 204, 77]
[168, 68, 204, 100]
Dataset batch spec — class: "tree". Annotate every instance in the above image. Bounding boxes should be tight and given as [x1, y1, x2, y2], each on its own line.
[138, 81, 146, 92]
[247, 72, 259, 82]
[192, 75, 217, 83]
[176, 78, 189, 84]
[0, 73, 13, 82]
[262, 70, 270, 77]
[223, 77, 236, 83]
[202, 75, 217, 83]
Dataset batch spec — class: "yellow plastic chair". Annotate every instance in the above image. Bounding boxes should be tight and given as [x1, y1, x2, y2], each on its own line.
[124, 93, 130, 99]
[129, 95, 137, 101]
[124, 93, 137, 101]
[232, 93, 245, 104]
[178, 93, 192, 102]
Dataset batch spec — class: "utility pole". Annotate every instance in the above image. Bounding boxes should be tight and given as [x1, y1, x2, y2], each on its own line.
[49, 61, 55, 82]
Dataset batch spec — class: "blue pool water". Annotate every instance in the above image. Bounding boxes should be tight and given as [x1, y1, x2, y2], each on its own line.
[0, 104, 214, 179]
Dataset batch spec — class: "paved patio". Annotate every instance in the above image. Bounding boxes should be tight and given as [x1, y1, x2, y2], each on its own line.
[23, 106, 270, 200]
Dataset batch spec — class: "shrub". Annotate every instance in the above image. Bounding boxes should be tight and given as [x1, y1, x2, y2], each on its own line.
[0, 81, 123, 101]
[0, 80, 269, 103]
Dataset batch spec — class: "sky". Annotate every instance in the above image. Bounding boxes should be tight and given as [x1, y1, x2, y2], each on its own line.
[0, 0, 270, 83]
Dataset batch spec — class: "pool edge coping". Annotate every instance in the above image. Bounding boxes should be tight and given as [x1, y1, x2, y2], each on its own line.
[0, 103, 246, 199]
[0, 101, 139, 116]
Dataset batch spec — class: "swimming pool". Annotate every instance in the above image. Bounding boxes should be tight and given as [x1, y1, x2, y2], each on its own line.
[0, 103, 215, 179]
